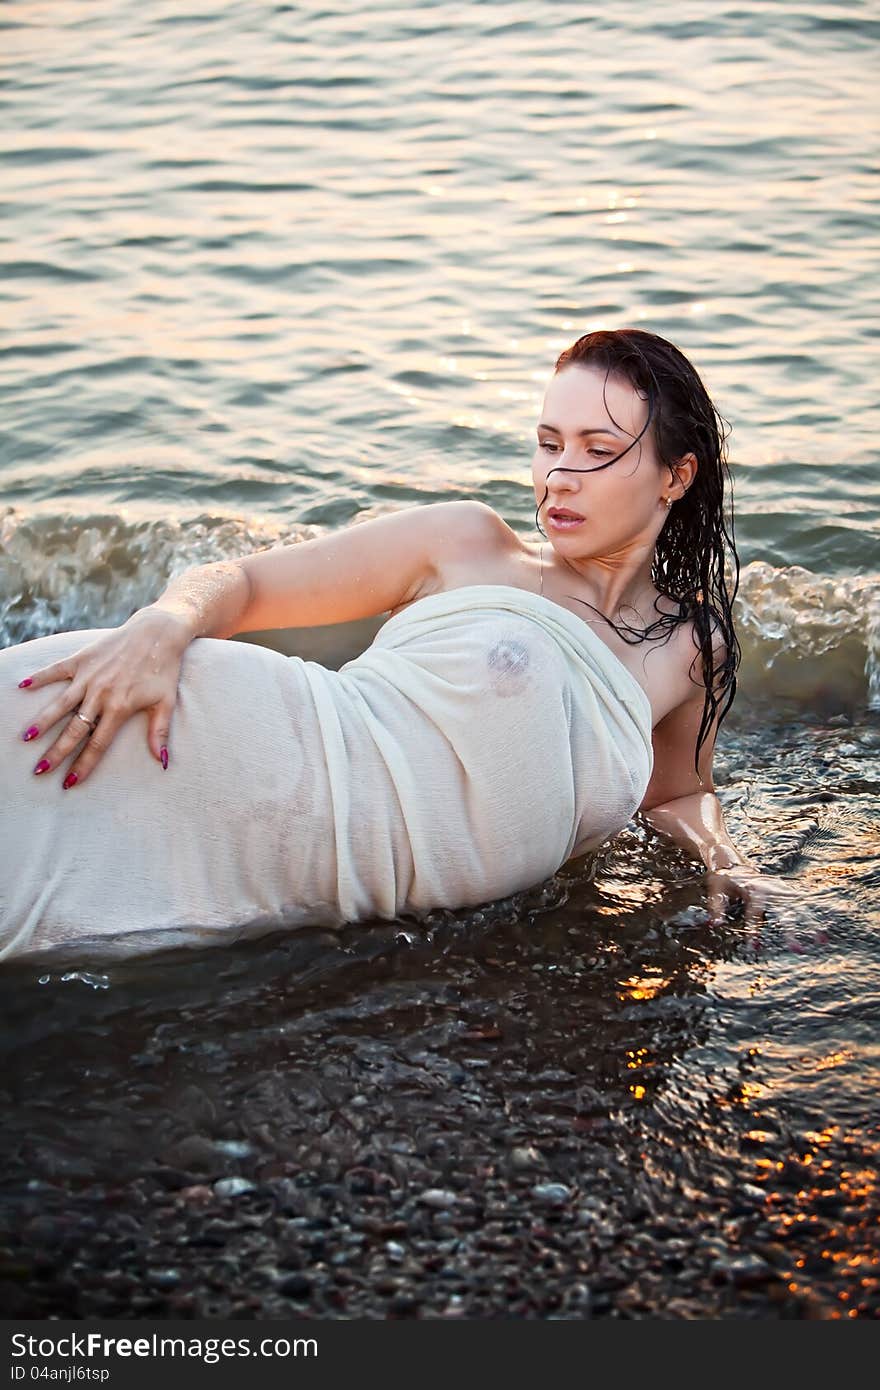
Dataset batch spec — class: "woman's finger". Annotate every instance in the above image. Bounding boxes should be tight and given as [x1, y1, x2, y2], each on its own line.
[15, 658, 75, 691]
[18, 682, 88, 746]
[28, 704, 103, 781]
[147, 702, 174, 770]
[706, 879, 730, 925]
[56, 715, 125, 789]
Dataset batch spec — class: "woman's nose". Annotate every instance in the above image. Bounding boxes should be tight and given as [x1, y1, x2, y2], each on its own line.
[547, 463, 580, 490]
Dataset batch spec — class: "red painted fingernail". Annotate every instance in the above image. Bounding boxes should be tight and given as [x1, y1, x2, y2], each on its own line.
[160, 746, 169, 770]
[33, 759, 50, 775]
[18, 678, 32, 688]
[62, 772, 78, 790]
[22, 725, 40, 741]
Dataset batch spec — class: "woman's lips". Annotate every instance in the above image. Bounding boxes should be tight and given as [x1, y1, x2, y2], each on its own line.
[548, 511, 585, 530]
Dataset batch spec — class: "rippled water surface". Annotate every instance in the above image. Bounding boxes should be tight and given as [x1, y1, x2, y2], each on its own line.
[1, 0, 878, 1318]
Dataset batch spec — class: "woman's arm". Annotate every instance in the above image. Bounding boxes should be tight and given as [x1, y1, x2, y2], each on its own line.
[641, 790, 801, 927]
[154, 498, 495, 639]
[640, 789, 752, 873]
[638, 686, 799, 927]
[15, 499, 502, 787]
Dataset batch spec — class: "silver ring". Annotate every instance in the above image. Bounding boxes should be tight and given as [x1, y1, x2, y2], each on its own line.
[72, 710, 99, 733]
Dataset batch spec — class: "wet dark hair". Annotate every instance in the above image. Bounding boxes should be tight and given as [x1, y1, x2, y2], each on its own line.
[535, 327, 742, 779]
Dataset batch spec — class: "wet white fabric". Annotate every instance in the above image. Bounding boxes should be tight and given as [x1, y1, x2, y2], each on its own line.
[0, 585, 653, 961]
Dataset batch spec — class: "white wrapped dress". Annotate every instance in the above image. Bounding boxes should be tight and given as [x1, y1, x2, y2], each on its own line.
[0, 585, 653, 960]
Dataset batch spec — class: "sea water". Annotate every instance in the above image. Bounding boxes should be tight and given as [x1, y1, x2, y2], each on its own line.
[0, 0, 877, 1318]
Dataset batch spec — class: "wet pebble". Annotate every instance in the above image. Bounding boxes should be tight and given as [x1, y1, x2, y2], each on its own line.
[165, 1136, 220, 1173]
[177, 1184, 214, 1205]
[418, 1189, 458, 1209]
[711, 1253, 774, 1287]
[509, 1146, 543, 1170]
[531, 1184, 571, 1207]
[278, 1273, 311, 1299]
[390, 1292, 420, 1316]
[729, 1254, 775, 1287]
[213, 1177, 257, 1198]
[740, 1183, 767, 1203]
[153, 1168, 196, 1193]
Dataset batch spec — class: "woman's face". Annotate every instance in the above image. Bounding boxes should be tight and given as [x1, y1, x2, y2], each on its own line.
[532, 364, 672, 560]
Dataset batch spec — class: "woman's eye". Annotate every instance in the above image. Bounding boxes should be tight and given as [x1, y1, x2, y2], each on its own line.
[538, 440, 612, 458]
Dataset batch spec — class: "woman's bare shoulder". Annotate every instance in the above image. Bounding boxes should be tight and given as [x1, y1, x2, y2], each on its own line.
[383, 501, 516, 614]
[422, 500, 518, 572]
[438, 499, 515, 543]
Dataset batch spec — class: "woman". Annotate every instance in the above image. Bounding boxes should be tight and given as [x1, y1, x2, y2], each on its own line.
[2, 329, 794, 960]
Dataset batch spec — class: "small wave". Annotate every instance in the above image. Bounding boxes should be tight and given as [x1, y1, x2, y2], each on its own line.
[0, 508, 307, 647]
[736, 560, 880, 712]
[0, 258, 98, 284]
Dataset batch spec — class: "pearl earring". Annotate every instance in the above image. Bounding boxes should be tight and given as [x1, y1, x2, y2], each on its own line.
[662, 496, 673, 509]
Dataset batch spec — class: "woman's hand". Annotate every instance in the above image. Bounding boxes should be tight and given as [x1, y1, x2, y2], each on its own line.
[15, 608, 192, 789]
[705, 859, 802, 930]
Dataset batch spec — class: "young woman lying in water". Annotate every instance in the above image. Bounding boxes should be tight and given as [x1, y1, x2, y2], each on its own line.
[2, 328, 796, 960]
